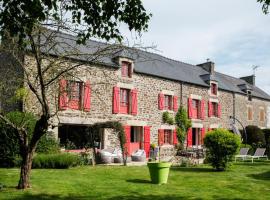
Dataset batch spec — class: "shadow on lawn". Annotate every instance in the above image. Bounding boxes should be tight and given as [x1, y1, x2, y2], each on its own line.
[170, 167, 214, 173]
[247, 170, 270, 180]
[126, 179, 152, 184]
[12, 193, 205, 200]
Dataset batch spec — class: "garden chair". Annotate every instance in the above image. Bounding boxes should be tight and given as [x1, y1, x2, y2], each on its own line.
[247, 148, 268, 163]
[131, 149, 146, 162]
[234, 148, 250, 162]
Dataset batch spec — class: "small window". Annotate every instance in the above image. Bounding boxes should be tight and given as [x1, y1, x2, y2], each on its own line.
[121, 61, 132, 78]
[260, 109, 265, 122]
[164, 130, 172, 144]
[211, 102, 218, 117]
[164, 95, 173, 110]
[120, 88, 130, 114]
[248, 107, 253, 121]
[211, 83, 218, 95]
[192, 99, 200, 119]
[67, 81, 83, 110]
[247, 91, 252, 101]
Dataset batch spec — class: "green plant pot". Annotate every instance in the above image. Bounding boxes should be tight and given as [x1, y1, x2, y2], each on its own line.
[147, 162, 172, 184]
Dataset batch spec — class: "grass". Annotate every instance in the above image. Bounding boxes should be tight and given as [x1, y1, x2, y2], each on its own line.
[0, 161, 270, 200]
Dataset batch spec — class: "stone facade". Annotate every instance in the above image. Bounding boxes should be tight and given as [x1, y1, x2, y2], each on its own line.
[13, 54, 270, 155]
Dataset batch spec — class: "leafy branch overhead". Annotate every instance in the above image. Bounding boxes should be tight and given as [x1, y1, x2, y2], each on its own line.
[258, 0, 270, 14]
[0, 0, 152, 44]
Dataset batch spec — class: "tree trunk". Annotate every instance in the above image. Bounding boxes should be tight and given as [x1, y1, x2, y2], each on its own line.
[17, 151, 34, 189]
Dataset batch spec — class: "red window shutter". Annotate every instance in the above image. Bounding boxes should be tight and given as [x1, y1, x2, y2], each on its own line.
[173, 96, 178, 112]
[131, 89, 138, 115]
[124, 126, 131, 155]
[187, 128, 192, 147]
[218, 103, 221, 118]
[173, 129, 178, 145]
[144, 126, 151, 157]
[188, 98, 193, 119]
[200, 100, 205, 120]
[59, 79, 68, 110]
[83, 81, 91, 111]
[158, 129, 164, 146]
[201, 128, 206, 145]
[113, 86, 120, 114]
[158, 93, 164, 110]
[208, 101, 212, 117]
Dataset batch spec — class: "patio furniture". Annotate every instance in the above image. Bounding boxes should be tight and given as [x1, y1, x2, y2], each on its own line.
[235, 148, 250, 162]
[247, 148, 268, 163]
[131, 149, 146, 162]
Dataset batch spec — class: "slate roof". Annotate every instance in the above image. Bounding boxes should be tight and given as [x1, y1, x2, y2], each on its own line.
[41, 31, 270, 101]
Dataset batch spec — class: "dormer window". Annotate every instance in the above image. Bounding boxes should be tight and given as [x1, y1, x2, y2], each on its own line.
[211, 83, 218, 95]
[121, 61, 132, 78]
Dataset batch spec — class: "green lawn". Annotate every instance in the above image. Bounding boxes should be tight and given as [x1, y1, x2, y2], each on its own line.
[0, 162, 270, 200]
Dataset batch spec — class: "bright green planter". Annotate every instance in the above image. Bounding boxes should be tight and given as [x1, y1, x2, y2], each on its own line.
[147, 162, 172, 184]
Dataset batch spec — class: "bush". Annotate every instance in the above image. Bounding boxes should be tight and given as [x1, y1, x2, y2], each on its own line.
[204, 129, 241, 171]
[162, 111, 174, 125]
[263, 129, 270, 158]
[36, 135, 60, 154]
[245, 126, 266, 148]
[32, 153, 80, 169]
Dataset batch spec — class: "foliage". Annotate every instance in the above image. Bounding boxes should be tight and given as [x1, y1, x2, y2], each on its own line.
[263, 129, 270, 158]
[258, 0, 270, 14]
[175, 106, 192, 149]
[0, 0, 151, 44]
[245, 126, 266, 149]
[32, 153, 80, 169]
[162, 111, 174, 125]
[35, 135, 59, 154]
[204, 129, 241, 171]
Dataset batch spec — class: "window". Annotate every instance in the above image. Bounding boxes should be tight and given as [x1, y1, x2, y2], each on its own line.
[192, 99, 200, 119]
[130, 127, 142, 143]
[247, 91, 252, 101]
[67, 81, 83, 109]
[164, 95, 172, 110]
[120, 88, 130, 114]
[211, 83, 218, 95]
[248, 107, 253, 121]
[121, 61, 132, 78]
[164, 130, 172, 144]
[192, 128, 202, 146]
[260, 109, 265, 122]
[211, 102, 218, 117]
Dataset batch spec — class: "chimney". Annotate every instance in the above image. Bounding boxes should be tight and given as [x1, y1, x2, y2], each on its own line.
[197, 61, 215, 75]
[240, 75, 255, 86]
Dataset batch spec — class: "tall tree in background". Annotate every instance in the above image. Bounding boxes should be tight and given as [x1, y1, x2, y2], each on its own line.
[258, 0, 270, 14]
[0, 0, 151, 189]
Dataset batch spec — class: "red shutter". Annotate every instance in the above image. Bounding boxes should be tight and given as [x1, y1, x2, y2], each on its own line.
[187, 128, 192, 147]
[208, 101, 212, 117]
[173, 129, 178, 145]
[218, 103, 221, 118]
[201, 128, 206, 145]
[158, 129, 164, 146]
[200, 100, 205, 120]
[173, 96, 178, 112]
[144, 126, 151, 157]
[131, 89, 138, 115]
[158, 93, 164, 110]
[83, 81, 91, 111]
[124, 126, 131, 155]
[113, 86, 120, 114]
[59, 79, 68, 110]
[188, 98, 193, 119]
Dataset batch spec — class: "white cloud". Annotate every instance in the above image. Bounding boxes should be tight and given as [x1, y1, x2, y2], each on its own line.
[120, 0, 270, 93]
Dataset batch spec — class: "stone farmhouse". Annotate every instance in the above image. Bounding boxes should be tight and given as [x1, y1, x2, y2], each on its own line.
[1, 31, 270, 157]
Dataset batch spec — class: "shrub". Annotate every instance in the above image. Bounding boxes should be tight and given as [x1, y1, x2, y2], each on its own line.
[245, 126, 266, 148]
[162, 111, 174, 125]
[263, 129, 270, 158]
[32, 153, 80, 169]
[204, 129, 241, 171]
[36, 135, 60, 154]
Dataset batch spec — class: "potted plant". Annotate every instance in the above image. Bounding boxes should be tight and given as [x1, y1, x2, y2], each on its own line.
[147, 144, 171, 184]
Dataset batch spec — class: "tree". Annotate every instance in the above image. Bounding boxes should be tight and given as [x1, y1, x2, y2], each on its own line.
[0, 0, 151, 189]
[175, 106, 192, 150]
[258, 0, 270, 14]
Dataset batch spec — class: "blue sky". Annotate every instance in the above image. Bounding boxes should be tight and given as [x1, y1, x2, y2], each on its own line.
[120, 0, 270, 93]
